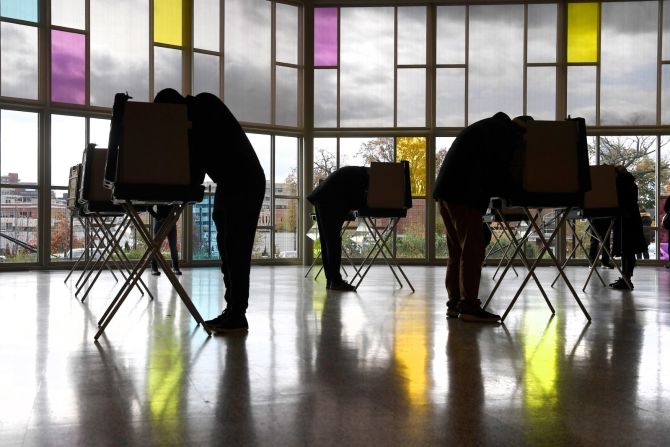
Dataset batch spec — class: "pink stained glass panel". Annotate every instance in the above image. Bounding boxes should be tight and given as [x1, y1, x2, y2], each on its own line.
[314, 8, 338, 67]
[51, 30, 85, 105]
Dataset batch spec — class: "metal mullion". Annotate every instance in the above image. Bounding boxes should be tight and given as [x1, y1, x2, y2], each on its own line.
[149, 0, 155, 99]
[336, 7, 341, 129]
[427, 3, 436, 262]
[464, 4, 469, 125]
[220, 0, 225, 100]
[394, 7, 398, 128]
[523, 3, 528, 116]
[272, 1, 277, 127]
[276, 61, 300, 69]
[595, 2, 601, 127]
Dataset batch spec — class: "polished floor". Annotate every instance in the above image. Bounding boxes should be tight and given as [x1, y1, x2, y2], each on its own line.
[0, 264, 668, 446]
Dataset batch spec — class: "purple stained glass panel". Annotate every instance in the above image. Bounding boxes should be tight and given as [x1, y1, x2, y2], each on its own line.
[314, 8, 337, 67]
[51, 30, 85, 105]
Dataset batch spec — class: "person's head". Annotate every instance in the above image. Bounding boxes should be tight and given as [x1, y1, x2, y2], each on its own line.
[512, 115, 534, 129]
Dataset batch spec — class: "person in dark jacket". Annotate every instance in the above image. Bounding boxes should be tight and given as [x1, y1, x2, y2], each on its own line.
[433, 112, 531, 323]
[636, 208, 653, 260]
[609, 166, 647, 290]
[307, 166, 369, 291]
[665, 197, 670, 268]
[154, 89, 266, 333]
[148, 204, 181, 276]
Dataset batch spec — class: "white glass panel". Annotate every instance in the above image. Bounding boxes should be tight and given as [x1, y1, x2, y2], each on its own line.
[601, 1, 657, 125]
[90, 0, 150, 107]
[340, 7, 394, 128]
[340, 137, 392, 167]
[51, 115, 85, 187]
[436, 6, 465, 65]
[1, 23, 38, 100]
[313, 138, 337, 187]
[154, 46, 182, 96]
[247, 133, 271, 185]
[468, 5, 524, 124]
[275, 136, 298, 196]
[527, 66, 556, 120]
[89, 118, 111, 148]
[276, 66, 298, 127]
[51, 0, 85, 29]
[397, 68, 425, 127]
[527, 3, 557, 63]
[397, 7, 426, 65]
[568, 66, 596, 125]
[1, 110, 38, 184]
[276, 2, 298, 65]
[662, 66, 670, 124]
[224, 0, 271, 124]
[314, 69, 337, 128]
[436, 68, 465, 127]
[664, 0, 670, 60]
[193, 0, 219, 52]
[193, 52, 219, 96]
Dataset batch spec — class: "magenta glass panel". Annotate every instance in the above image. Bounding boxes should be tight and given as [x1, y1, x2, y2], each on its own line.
[314, 7, 338, 67]
[51, 30, 85, 105]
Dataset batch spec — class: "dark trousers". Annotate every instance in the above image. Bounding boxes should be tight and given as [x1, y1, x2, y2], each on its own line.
[213, 179, 265, 314]
[439, 200, 485, 304]
[588, 218, 611, 264]
[622, 253, 636, 278]
[151, 218, 179, 272]
[314, 203, 349, 283]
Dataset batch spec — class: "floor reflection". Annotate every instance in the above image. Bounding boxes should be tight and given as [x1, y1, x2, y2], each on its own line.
[0, 266, 668, 445]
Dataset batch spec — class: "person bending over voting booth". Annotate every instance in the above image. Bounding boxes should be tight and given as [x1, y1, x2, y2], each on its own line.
[433, 112, 532, 323]
[307, 166, 370, 291]
[154, 89, 266, 333]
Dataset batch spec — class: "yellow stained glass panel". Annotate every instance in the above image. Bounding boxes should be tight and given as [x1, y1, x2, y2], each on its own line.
[154, 0, 182, 46]
[567, 3, 599, 63]
[396, 137, 427, 196]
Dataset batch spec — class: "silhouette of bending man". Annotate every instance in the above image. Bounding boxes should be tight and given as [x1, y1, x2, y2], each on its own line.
[155, 89, 266, 333]
[308, 166, 369, 291]
[434, 112, 532, 323]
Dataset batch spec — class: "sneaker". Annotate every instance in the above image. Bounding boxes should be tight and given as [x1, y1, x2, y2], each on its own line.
[327, 280, 356, 292]
[151, 270, 160, 276]
[174, 269, 182, 276]
[446, 300, 460, 318]
[458, 300, 501, 323]
[204, 309, 248, 333]
[609, 277, 633, 290]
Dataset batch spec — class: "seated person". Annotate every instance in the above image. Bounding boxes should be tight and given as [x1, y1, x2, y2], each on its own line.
[307, 166, 369, 291]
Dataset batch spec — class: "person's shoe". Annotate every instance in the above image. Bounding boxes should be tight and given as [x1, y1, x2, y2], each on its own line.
[174, 269, 182, 276]
[601, 260, 615, 269]
[204, 309, 248, 333]
[458, 300, 501, 323]
[609, 277, 633, 290]
[327, 280, 356, 292]
[446, 300, 460, 318]
[151, 270, 160, 276]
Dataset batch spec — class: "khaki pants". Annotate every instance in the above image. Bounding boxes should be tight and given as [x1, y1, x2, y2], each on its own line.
[439, 200, 485, 303]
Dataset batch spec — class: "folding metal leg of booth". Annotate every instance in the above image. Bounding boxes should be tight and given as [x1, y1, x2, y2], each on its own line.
[581, 217, 631, 290]
[350, 216, 414, 292]
[483, 216, 519, 279]
[483, 207, 555, 319]
[486, 206, 591, 322]
[77, 214, 153, 303]
[95, 202, 211, 340]
[550, 213, 607, 290]
[305, 216, 359, 280]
